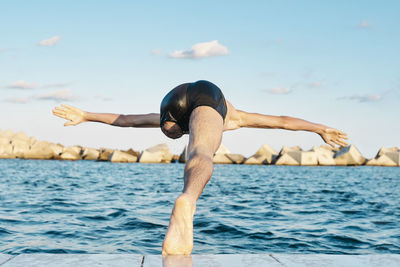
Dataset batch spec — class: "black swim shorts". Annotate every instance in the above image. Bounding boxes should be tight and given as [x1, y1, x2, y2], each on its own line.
[160, 80, 227, 134]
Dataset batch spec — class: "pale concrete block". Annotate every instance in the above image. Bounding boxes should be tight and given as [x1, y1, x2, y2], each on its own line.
[366, 154, 397, 167]
[215, 144, 231, 154]
[11, 131, 30, 142]
[59, 146, 83, 160]
[11, 138, 30, 158]
[384, 151, 400, 166]
[0, 143, 15, 158]
[213, 153, 233, 164]
[98, 148, 114, 161]
[144, 254, 281, 267]
[3, 129, 15, 138]
[139, 143, 173, 163]
[81, 147, 100, 160]
[334, 145, 366, 166]
[0, 136, 11, 146]
[244, 144, 278, 165]
[275, 153, 300, 165]
[226, 153, 245, 164]
[109, 150, 138, 163]
[312, 146, 336, 166]
[288, 151, 318, 166]
[212, 144, 234, 164]
[279, 145, 302, 155]
[3, 254, 143, 267]
[24, 141, 59, 160]
[377, 147, 399, 157]
[123, 148, 140, 158]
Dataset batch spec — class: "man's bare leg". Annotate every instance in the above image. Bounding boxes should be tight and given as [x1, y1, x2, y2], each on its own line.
[162, 106, 223, 255]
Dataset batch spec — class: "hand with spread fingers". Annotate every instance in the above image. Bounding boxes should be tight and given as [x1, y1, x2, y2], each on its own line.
[52, 104, 87, 126]
[319, 128, 348, 148]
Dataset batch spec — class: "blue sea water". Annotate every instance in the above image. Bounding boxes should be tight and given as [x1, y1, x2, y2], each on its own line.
[0, 159, 399, 255]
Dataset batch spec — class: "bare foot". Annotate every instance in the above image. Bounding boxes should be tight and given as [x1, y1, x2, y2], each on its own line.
[162, 194, 196, 255]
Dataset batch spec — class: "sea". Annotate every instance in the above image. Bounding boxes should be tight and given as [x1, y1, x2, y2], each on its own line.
[0, 159, 399, 255]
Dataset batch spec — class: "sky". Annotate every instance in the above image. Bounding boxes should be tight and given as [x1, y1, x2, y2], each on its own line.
[1, 0, 399, 158]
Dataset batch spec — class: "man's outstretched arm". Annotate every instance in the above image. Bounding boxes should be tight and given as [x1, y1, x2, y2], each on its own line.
[224, 102, 348, 147]
[52, 104, 160, 128]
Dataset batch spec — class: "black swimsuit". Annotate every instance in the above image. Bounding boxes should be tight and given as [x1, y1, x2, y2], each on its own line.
[160, 80, 227, 134]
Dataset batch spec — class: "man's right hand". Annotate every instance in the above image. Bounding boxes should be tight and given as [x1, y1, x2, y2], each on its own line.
[52, 104, 87, 126]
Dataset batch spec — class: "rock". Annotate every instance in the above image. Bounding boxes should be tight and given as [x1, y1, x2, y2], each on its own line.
[334, 145, 366, 166]
[279, 145, 302, 155]
[366, 154, 397, 167]
[11, 138, 30, 158]
[60, 146, 82, 160]
[0, 136, 11, 146]
[275, 152, 300, 165]
[244, 144, 278, 165]
[0, 143, 15, 159]
[109, 150, 138, 163]
[123, 148, 140, 158]
[213, 144, 233, 164]
[12, 131, 29, 141]
[179, 145, 188, 163]
[226, 154, 245, 164]
[312, 146, 336, 166]
[215, 144, 231, 154]
[81, 147, 100, 160]
[24, 141, 63, 159]
[98, 148, 114, 161]
[382, 151, 400, 166]
[377, 147, 399, 157]
[2, 130, 15, 139]
[213, 153, 233, 164]
[138, 143, 173, 163]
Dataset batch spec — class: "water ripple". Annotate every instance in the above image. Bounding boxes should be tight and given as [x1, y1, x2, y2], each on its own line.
[0, 159, 399, 254]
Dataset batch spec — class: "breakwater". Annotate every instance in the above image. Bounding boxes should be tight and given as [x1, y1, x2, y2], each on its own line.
[0, 129, 399, 166]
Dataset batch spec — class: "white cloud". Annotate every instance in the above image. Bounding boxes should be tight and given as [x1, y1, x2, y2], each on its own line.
[337, 94, 381, 102]
[35, 89, 79, 102]
[265, 87, 291, 95]
[170, 40, 229, 59]
[0, 48, 8, 53]
[3, 97, 31, 104]
[41, 83, 70, 89]
[7, 80, 36, 89]
[358, 20, 371, 29]
[38, 36, 61, 46]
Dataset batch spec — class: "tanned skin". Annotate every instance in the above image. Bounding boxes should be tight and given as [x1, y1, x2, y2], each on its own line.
[53, 101, 348, 255]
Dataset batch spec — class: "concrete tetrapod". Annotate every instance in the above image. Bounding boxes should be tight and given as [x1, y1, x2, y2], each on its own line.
[59, 146, 83, 160]
[244, 144, 278, 165]
[81, 147, 100, 160]
[334, 145, 366, 166]
[138, 143, 173, 163]
[24, 141, 63, 160]
[109, 150, 138, 163]
[213, 144, 233, 164]
[0, 135, 15, 159]
[312, 146, 336, 166]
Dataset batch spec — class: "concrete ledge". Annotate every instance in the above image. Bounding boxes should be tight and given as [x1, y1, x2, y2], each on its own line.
[1, 253, 400, 267]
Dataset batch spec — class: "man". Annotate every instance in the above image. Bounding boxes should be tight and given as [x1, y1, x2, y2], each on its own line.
[53, 80, 348, 255]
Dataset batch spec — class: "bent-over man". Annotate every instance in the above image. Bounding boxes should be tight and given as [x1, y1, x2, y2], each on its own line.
[53, 80, 348, 255]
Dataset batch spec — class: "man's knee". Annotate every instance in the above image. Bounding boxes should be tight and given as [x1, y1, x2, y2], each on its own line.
[186, 149, 214, 173]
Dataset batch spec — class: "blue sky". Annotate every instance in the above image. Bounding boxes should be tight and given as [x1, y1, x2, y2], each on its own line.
[1, 1, 399, 157]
